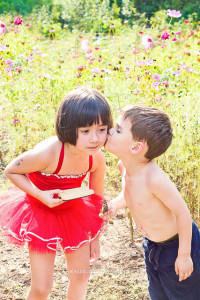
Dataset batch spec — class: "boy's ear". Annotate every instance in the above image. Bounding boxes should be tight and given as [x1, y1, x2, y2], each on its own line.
[130, 142, 145, 155]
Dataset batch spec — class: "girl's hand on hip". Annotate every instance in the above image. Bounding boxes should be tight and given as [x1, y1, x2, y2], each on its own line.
[37, 189, 64, 208]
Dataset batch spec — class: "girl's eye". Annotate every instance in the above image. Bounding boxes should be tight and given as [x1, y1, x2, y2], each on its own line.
[116, 128, 120, 133]
[81, 130, 89, 133]
[99, 128, 106, 132]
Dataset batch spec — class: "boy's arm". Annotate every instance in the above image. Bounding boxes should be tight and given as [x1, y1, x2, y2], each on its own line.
[149, 170, 193, 281]
[100, 160, 127, 219]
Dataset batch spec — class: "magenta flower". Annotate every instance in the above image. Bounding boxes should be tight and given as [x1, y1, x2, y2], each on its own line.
[161, 81, 169, 88]
[161, 32, 170, 40]
[14, 66, 22, 74]
[0, 21, 6, 34]
[142, 35, 153, 49]
[13, 119, 19, 124]
[14, 16, 23, 25]
[167, 10, 182, 18]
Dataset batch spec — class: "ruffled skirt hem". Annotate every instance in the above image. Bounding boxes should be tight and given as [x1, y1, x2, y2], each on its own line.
[0, 187, 106, 254]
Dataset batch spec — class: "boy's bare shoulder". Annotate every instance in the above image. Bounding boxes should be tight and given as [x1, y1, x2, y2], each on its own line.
[146, 161, 170, 187]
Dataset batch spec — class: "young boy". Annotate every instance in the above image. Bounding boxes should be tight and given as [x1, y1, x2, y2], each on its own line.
[102, 105, 200, 300]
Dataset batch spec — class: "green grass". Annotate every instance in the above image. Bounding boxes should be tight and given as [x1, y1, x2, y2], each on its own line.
[0, 14, 200, 223]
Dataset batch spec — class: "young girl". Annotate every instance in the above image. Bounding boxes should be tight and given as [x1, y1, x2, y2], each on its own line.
[0, 87, 113, 300]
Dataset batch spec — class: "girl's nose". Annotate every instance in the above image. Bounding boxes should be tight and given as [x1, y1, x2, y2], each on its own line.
[90, 132, 98, 142]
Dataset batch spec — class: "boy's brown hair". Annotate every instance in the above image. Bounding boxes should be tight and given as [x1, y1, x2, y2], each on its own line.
[121, 105, 173, 160]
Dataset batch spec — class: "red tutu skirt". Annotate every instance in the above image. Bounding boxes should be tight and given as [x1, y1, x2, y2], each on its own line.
[0, 186, 106, 254]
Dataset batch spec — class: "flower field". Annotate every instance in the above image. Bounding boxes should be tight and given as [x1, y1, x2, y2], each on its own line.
[0, 11, 200, 225]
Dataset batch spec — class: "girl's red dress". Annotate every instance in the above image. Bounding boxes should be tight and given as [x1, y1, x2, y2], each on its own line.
[0, 143, 106, 253]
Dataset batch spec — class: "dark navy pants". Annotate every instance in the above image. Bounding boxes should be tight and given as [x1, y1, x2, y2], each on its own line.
[143, 221, 200, 300]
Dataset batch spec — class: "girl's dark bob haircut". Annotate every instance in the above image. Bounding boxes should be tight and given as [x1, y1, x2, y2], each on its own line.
[55, 87, 113, 145]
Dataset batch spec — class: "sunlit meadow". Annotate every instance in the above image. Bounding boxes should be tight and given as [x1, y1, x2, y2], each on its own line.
[0, 11, 200, 225]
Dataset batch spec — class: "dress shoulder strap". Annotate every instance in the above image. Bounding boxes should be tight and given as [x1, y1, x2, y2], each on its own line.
[53, 142, 64, 174]
[88, 155, 93, 172]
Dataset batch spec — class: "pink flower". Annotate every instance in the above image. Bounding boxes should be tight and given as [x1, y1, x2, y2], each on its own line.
[167, 9, 182, 18]
[152, 73, 161, 81]
[172, 38, 178, 41]
[175, 31, 182, 35]
[49, 29, 55, 33]
[91, 68, 100, 75]
[132, 48, 141, 54]
[5, 67, 12, 75]
[0, 21, 6, 34]
[75, 73, 82, 78]
[95, 47, 100, 50]
[152, 82, 160, 90]
[14, 16, 23, 25]
[110, 25, 116, 29]
[77, 65, 86, 71]
[0, 45, 7, 51]
[81, 40, 91, 53]
[13, 119, 19, 124]
[26, 23, 31, 27]
[173, 70, 181, 76]
[161, 32, 170, 40]
[142, 35, 154, 49]
[5, 59, 13, 67]
[78, 35, 83, 38]
[138, 31, 144, 34]
[184, 20, 190, 24]
[72, 53, 80, 58]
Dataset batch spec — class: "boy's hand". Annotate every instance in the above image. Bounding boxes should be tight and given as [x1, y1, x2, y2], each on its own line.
[175, 255, 193, 281]
[99, 200, 117, 220]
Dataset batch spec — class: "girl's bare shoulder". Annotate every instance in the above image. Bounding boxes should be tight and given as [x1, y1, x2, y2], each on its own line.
[90, 149, 106, 172]
[28, 136, 61, 167]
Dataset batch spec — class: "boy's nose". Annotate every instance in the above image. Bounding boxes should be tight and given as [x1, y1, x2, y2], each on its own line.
[109, 128, 114, 135]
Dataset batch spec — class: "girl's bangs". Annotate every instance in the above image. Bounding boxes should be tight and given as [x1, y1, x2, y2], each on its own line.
[76, 101, 108, 127]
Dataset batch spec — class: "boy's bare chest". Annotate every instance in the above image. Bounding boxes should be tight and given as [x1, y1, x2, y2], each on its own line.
[122, 176, 152, 209]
